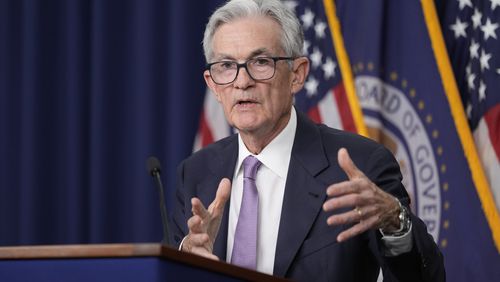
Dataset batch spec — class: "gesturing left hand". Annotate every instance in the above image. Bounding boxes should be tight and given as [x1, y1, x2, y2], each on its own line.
[323, 148, 401, 242]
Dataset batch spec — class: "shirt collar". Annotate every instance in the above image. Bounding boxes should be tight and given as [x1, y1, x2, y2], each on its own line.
[236, 107, 297, 178]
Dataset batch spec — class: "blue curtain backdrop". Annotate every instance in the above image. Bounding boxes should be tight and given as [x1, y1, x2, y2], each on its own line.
[0, 0, 225, 245]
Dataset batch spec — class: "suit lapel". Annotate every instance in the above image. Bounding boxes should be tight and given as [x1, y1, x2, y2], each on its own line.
[196, 135, 238, 261]
[273, 111, 330, 277]
[195, 111, 331, 271]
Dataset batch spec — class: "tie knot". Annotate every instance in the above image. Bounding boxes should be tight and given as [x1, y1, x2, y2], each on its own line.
[243, 155, 261, 180]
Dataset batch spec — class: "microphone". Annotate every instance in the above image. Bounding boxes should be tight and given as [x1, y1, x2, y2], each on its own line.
[147, 156, 171, 246]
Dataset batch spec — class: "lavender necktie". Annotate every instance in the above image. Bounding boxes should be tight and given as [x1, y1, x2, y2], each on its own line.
[231, 155, 261, 269]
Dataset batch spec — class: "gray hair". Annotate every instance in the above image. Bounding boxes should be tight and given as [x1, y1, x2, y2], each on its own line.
[202, 0, 304, 63]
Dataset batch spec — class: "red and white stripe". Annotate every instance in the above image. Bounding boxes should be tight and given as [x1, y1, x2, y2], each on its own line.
[193, 89, 231, 152]
[307, 84, 356, 132]
[473, 104, 500, 210]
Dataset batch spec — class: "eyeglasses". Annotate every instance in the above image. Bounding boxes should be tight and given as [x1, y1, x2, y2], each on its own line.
[206, 56, 295, 85]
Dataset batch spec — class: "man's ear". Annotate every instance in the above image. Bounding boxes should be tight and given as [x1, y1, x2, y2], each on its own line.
[203, 70, 222, 102]
[290, 57, 310, 94]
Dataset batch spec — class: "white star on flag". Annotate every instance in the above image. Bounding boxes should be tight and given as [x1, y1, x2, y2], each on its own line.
[468, 72, 476, 90]
[450, 17, 469, 38]
[466, 64, 472, 76]
[283, 0, 298, 12]
[469, 40, 480, 58]
[314, 21, 327, 38]
[322, 57, 337, 79]
[478, 80, 487, 101]
[490, 0, 500, 10]
[472, 9, 482, 29]
[480, 18, 499, 40]
[458, 0, 473, 10]
[303, 40, 311, 55]
[305, 76, 319, 97]
[310, 47, 323, 69]
[301, 8, 314, 30]
[466, 103, 472, 117]
[480, 49, 492, 71]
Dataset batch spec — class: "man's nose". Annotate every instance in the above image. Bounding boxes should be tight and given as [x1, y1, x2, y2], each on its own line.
[233, 66, 255, 89]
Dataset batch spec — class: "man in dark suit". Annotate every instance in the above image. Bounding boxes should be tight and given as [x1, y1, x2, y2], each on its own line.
[172, 0, 445, 281]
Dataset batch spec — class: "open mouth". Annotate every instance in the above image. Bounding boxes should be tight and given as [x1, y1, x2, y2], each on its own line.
[236, 99, 258, 105]
[238, 100, 255, 105]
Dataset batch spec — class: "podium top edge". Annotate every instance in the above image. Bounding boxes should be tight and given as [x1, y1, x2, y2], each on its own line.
[0, 243, 162, 259]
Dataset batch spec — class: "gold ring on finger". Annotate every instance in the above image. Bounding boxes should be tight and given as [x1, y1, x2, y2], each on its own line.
[355, 207, 363, 217]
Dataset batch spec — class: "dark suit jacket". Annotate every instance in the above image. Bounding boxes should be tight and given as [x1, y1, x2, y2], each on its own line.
[172, 110, 445, 281]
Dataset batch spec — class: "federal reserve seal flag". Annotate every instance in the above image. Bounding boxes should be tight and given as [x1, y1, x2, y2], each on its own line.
[334, 0, 500, 280]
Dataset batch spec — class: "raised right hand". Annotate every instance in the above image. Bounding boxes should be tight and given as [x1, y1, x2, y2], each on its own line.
[181, 178, 231, 260]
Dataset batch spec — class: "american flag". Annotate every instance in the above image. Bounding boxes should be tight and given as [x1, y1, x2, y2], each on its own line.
[442, 0, 500, 218]
[287, 0, 357, 133]
[193, 0, 358, 151]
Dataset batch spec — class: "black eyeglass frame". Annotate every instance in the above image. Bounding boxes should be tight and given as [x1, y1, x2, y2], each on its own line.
[206, 56, 295, 85]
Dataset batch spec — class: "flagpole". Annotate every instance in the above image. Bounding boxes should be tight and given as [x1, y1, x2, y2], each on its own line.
[323, 0, 368, 137]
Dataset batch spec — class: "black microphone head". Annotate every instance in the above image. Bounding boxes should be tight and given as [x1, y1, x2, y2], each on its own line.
[147, 156, 162, 176]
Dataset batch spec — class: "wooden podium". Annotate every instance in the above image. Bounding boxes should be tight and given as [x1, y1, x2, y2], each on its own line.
[0, 243, 288, 282]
